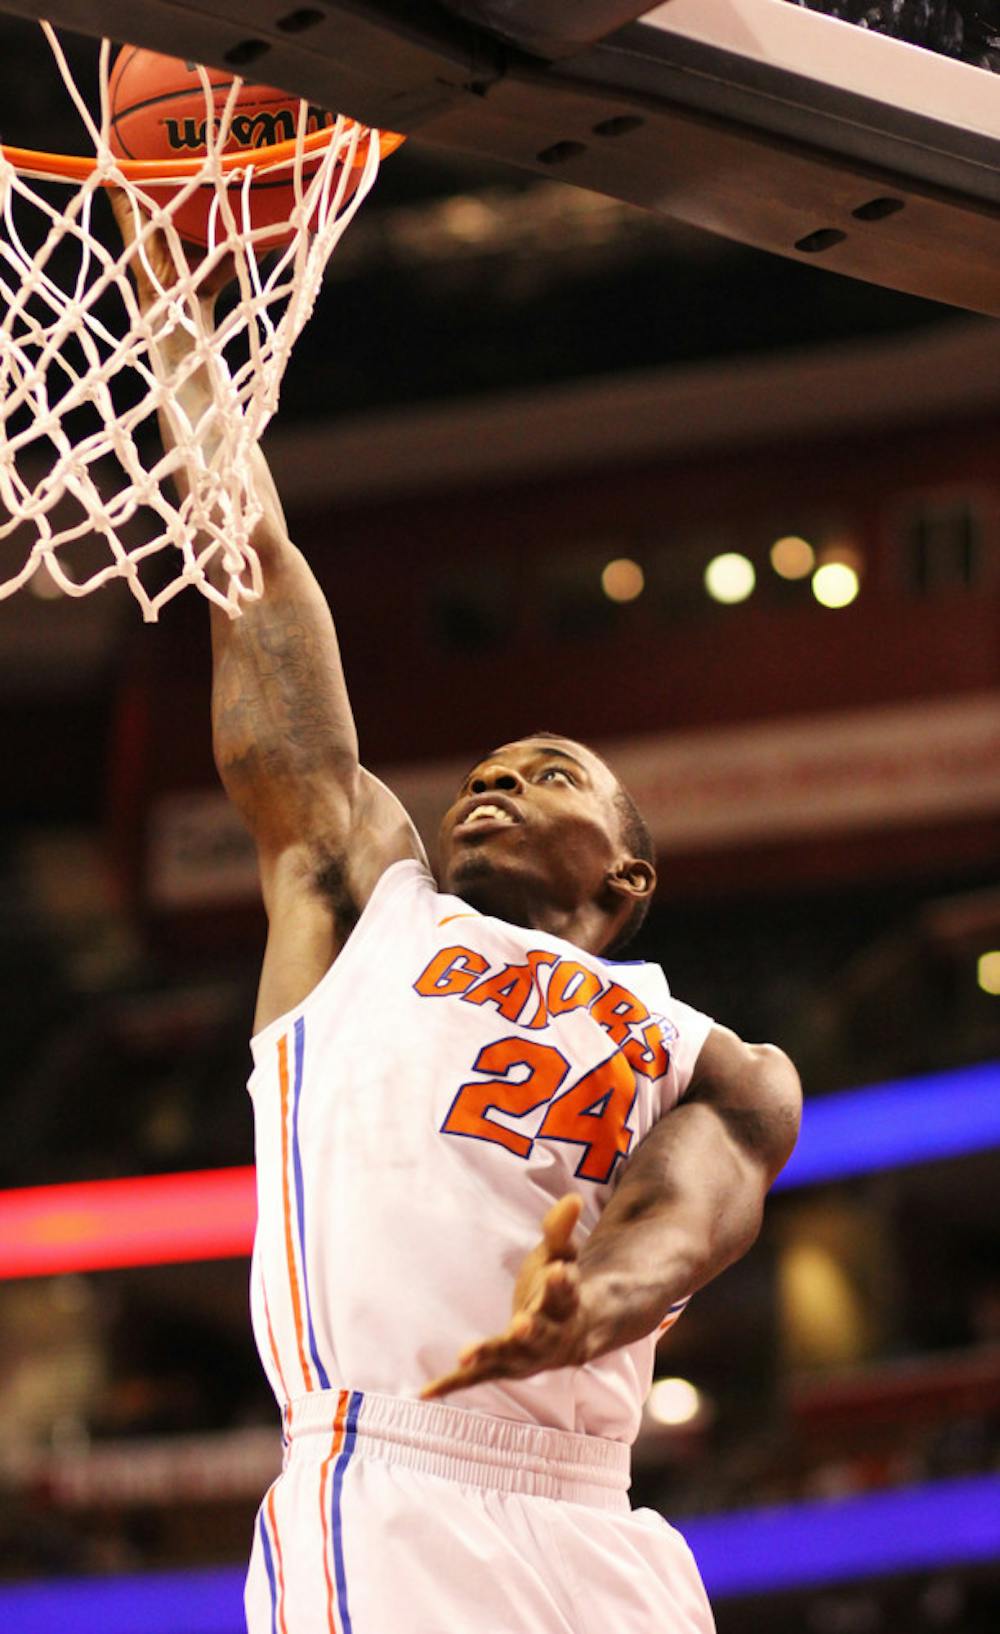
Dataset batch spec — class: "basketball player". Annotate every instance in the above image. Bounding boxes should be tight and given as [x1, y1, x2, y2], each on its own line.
[113, 196, 801, 1633]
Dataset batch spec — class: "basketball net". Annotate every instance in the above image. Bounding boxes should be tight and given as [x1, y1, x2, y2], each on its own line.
[0, 25, 398, 619]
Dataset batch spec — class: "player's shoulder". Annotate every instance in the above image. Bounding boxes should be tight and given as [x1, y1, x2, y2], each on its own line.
[691, 1023, 799, 1092]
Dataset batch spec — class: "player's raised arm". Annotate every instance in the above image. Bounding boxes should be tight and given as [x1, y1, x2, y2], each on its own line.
[204, 473, 424, 1033]
[112, 197, 424, 1028]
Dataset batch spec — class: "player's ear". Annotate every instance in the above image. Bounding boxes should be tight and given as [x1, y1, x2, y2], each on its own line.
[605, 856, 656, 905]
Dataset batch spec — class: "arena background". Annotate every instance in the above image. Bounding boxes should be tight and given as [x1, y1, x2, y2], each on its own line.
[0, 3, 998, 1630]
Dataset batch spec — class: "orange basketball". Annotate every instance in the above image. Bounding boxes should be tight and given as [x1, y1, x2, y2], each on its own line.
[107, 47, 349, 250]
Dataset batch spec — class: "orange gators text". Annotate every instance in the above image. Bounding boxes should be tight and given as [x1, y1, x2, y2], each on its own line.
[460, 963, 537, 1022]
[413, 945, 489, 996]
[415, 944, 671, 1057]
[417, 943, 674, 1183]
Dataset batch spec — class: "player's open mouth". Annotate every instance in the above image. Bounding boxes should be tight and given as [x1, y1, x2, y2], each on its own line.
[454, 795, 523, 833]
[464, 804, 515, 825]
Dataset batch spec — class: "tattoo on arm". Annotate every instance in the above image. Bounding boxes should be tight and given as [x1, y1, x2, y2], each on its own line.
[211, 577, 357, 834]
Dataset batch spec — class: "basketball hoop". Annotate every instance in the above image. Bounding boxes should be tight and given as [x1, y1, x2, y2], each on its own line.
[0, 24, 403, 620]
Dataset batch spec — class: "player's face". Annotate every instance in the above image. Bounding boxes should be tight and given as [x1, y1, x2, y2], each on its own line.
[437, 735, 639, 936]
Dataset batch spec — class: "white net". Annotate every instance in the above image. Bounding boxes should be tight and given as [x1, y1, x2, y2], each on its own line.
[0, 24, 389, 619]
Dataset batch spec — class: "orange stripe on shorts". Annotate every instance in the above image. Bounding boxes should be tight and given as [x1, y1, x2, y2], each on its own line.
[319, 1389, 350, 1633]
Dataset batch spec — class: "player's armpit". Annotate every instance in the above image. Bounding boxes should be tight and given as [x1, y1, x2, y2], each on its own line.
[211, 536, 422, 857]
[253, 770, 426, 1033]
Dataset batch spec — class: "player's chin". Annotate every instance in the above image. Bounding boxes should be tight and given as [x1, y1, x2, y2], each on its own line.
[443, 827, 520, 874]
[441, 845, 506, 892]
[441, 844, 538, 913]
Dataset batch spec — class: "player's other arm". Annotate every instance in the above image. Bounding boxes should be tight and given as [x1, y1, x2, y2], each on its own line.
[572, 1027, 801, 1355]
[423, 1027, 800, 1396]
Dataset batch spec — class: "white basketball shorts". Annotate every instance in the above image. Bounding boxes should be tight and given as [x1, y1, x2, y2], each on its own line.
[244, 1388, 716, 1633]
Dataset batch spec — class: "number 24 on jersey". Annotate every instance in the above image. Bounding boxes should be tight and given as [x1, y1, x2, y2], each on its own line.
[440, 1035, 663, 1184]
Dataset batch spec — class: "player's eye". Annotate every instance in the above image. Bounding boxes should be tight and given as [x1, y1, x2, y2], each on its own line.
[539, 767, 574, 784]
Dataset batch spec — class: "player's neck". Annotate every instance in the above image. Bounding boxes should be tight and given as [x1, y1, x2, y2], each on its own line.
[452, 878, 615, 954]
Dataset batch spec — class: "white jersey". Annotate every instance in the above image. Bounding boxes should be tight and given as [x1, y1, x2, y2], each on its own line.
[248, 859, 714, 1445]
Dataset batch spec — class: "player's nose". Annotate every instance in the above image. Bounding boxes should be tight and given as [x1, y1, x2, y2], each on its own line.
[469, 763, 525, 796]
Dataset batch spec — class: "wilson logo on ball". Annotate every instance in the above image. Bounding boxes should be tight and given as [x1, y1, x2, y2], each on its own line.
[107, 46, 374, 248]
[163, 107, 332, 152]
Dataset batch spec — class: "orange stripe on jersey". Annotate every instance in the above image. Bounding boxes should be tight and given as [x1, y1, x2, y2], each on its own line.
[437, 912, 479, 927]
[266, 1482, 290, 1634]
[658, 1297, 691, 1333]
[277, 1032, 314, 1393]
[320, 1389, 350, 1633]
[261, 1274, 292, 1407]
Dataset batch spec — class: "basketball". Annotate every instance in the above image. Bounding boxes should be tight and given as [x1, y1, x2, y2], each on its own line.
[107, 47, 344, 250]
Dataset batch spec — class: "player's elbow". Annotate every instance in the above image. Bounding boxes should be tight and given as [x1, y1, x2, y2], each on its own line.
[751, 1042, 803, 1180]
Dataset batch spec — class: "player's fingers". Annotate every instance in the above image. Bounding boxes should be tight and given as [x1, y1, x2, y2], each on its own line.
[109, 186, 138, 245]
[110, 186, 158, 243]
[463, 1326, 528, 1367]
[538, 1260, 580, 1322]
[194, 244, 239, 302]
[419, 1368, 475, 1401]
[109, 190, 173, 308]
[419, 1342, 517, 1399]
[422, 1291, 585, 1400]
[462, 1317, 552, 1375]
[423, 1320, 574, 1397]
[541, 1193, 582, 1259]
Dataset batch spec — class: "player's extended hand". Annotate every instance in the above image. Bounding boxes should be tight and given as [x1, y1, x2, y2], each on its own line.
[109, 188, 236, 315]
[421, 1193, 591, 1400]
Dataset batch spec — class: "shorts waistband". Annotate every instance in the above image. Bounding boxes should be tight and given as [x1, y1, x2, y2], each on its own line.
[283, 1388, 631, 1511]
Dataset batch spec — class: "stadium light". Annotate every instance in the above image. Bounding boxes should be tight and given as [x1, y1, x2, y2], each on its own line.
[704, 552, 755, 604]
[977, 951, 1000, 995]
[647, 1377, 703, 1426]
[812, 560, 860, 607]
[601, 557, 645, 602]
[770, 536, 815, 579]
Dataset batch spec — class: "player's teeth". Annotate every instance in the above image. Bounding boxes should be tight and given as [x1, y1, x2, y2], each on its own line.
[469, 805, 511, 823]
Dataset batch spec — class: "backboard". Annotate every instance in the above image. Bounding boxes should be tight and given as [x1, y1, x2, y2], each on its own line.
[0, 0, 998, 312]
